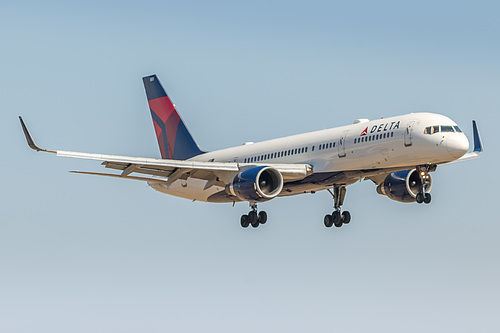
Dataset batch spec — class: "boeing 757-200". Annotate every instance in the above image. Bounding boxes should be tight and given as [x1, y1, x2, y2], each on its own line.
[20, 74, 483, 228]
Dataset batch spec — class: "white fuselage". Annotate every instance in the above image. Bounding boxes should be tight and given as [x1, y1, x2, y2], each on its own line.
[149, 113, 469, 202]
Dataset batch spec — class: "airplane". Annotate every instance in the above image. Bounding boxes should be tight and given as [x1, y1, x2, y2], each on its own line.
[20, 74, 484, 229]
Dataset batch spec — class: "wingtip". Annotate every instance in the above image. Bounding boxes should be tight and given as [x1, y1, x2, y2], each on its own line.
[472, 120, 483, 153]
[19, 116, 56, 153]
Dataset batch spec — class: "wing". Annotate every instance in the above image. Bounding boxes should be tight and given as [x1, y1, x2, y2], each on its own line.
[19, 117, 313, 188]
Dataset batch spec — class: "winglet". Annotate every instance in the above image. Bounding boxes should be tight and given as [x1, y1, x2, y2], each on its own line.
[472, 120, 483, 153]
[19, 116, 56, 153]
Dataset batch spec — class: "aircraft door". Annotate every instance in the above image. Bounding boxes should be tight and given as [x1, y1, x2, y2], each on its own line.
[338, 130, 348, 158]
[404, 121, 414, 147]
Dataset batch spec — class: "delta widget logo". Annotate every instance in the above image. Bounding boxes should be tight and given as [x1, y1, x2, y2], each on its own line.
[360, 121, 401, 136]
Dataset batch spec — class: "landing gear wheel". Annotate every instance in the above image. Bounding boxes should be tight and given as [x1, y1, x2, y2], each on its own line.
[240, 215, 249, 228]
[324, 185, 351, 228]
[416, 192, 424, 204]
[251, 219, 259, 228]
[341, 211, 351, 224]
[324, 214, 333, 228]
[424, 193, 431, 204]
[333, 211, 342, 228]
[248, 211, 258, 224]
[258, 211, 267, 224]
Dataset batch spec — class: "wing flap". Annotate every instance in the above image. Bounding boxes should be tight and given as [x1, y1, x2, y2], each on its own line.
[70, 171, 167, 183]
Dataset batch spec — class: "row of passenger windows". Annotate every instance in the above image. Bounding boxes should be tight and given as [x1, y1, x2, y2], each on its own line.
[354, 132, 394, 144]
[243, 142, 336, 163]
[424, 125, 462, 135]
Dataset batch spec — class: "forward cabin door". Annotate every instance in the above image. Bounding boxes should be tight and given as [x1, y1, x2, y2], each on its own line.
[404, 121, 415, 147]
[338, 130, 349, 158]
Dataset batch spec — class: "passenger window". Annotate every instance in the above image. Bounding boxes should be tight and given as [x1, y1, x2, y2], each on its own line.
[312, 146, 315, 151]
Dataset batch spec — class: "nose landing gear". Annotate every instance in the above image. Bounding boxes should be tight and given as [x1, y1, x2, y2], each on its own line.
[240, 202, 267, 228]
[324, 185, 351, 228]
[415, 165, 433, 204]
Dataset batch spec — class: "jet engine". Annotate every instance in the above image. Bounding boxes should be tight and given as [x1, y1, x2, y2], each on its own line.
[376, 169, 432, 203]
[226, 166, 284, 202]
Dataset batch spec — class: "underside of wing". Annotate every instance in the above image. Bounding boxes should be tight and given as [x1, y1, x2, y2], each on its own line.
[20, 116, 313, 189]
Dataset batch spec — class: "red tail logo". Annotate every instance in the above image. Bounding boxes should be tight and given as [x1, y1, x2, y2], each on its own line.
[360, 127, 368, 136]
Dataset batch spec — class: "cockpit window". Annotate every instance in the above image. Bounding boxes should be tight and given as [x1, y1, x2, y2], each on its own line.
[441, 125, 454, 132]
[424, 126, 440, 134]
[425, 125, 460, 135]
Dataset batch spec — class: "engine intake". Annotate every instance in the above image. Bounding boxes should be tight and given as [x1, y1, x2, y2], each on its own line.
[377, 169, 432, 203]
[227, 166, 283, 202]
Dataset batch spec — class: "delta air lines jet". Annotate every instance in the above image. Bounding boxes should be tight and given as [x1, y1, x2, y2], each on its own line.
[20, 75, 483, 228]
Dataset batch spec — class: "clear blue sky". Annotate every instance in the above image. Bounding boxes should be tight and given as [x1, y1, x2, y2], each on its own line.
[1, 1, 499, 332]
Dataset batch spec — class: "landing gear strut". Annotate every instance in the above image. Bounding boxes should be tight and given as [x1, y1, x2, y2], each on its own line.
[324, 185, 351, 228]
[416, 165, 433, 205]
[240, 202, 267, 228]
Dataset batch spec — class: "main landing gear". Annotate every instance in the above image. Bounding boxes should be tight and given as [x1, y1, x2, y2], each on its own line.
[415, 165, 432, 204]
[324, 185, 351, 228]
[240, 202, 267, 228]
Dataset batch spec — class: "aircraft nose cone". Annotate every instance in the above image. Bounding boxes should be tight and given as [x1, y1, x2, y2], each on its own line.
[447, 134, 469, 159]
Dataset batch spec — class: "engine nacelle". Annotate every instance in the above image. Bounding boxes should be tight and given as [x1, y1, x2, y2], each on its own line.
[226, 166, 284, 202]
[377, 169, 432, 203]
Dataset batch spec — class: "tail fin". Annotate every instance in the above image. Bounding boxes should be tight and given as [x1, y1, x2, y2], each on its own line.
[142, 74, 204, 160]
